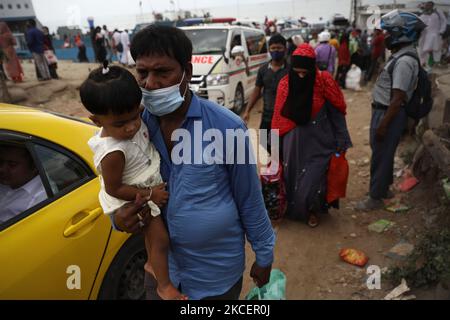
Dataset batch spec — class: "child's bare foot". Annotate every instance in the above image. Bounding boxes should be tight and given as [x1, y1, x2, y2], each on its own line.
[157, 284, 188, 300]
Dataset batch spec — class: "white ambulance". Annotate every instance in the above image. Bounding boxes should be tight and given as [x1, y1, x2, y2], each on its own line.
[181, 24, 270, 114]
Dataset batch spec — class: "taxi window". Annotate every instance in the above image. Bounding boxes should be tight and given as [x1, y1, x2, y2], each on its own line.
[0, 135, 94, 231]
[34, 144, 91, 195]
[0, 141, 49, 227]
[244, 31, 267, 56]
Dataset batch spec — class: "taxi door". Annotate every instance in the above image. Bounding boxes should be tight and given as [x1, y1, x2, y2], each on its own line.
[0, 133, 111, 299]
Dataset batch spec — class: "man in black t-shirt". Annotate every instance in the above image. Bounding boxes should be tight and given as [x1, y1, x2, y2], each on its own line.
[242, 34, 289, 155]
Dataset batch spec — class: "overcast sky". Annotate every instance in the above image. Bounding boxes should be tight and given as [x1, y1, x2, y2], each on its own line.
[32, 0, 355, 32]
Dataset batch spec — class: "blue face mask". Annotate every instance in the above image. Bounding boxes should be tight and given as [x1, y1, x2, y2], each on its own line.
[141, 71, 188, 116]
[270, 50, 285, 62]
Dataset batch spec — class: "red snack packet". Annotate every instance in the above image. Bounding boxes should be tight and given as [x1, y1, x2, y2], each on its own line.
[339, 248, 369, 267]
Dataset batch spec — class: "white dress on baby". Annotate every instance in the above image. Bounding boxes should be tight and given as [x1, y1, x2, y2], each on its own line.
[88, 120, 162, 216]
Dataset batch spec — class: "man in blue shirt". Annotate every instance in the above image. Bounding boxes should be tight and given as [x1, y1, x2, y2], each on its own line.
[25, 19, 51, 81]
[112, 25, 275, 300]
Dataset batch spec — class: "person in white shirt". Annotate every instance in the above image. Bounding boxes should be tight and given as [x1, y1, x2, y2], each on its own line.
[120, 29, 135, 66]
[418, 1, 448, 68]
[102, 25, 113, 62]
[112, 29, 122, 62]
[0, 143, 47, 224]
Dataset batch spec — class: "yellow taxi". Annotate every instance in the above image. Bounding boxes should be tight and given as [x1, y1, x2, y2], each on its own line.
[0, 104, 146, 300]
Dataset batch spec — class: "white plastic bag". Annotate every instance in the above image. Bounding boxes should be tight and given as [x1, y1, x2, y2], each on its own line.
[44, 50, 58, 65]
[127, 50, 135, 67]
[345, 64, 362, 91]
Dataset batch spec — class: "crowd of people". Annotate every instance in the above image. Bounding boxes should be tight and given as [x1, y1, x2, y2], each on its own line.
[53, 25, 134, 66]
[261, 1, 449, 88]
[87, 25, 134, 66]
[0, 1, 448, 301]
[0, 22, 138, 84]
[0, 19, 59, 83]
[243, 3, 445, 223]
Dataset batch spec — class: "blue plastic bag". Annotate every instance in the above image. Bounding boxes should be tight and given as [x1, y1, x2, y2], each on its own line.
[245, 269, 286, 300]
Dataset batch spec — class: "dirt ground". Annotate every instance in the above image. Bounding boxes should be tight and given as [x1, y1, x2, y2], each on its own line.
[14, 60, 443, 300]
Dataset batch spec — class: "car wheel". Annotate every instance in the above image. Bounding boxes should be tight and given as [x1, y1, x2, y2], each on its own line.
[232, 84, 245, 115]
[97, 234, 147, 300]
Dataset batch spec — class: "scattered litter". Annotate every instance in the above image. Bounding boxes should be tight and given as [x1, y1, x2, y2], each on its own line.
[384, 279, 410, 300]
[339, 248, 369, 267]
[386, 242, 414, 261]
[350, 233, 357, 238]
[394, 157, 405, 170]
[352, 215, 357, 219]
[395, 168, 404, 178]
[385, 203, 410, 213]
[349, 160, 357, 165]
[398, 177, 419, 192]
[395, 168, 419, 192]
[368, 219, 395, 233]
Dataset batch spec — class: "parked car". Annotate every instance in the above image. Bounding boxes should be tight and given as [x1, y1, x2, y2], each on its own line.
[281, 28, 312, 42]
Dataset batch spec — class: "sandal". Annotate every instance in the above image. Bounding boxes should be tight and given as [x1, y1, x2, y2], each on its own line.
[308, 214, 319, 228]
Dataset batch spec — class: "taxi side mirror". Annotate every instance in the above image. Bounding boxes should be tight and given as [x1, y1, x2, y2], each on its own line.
[222, 47, 229, 64]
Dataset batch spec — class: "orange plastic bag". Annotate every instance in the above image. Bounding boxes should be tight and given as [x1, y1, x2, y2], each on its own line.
[327, 152, 349, 204]
[339, 248, 369, 267]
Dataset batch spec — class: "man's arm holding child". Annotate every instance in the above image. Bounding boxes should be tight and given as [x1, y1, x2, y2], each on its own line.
[101, 151, 168, 206]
